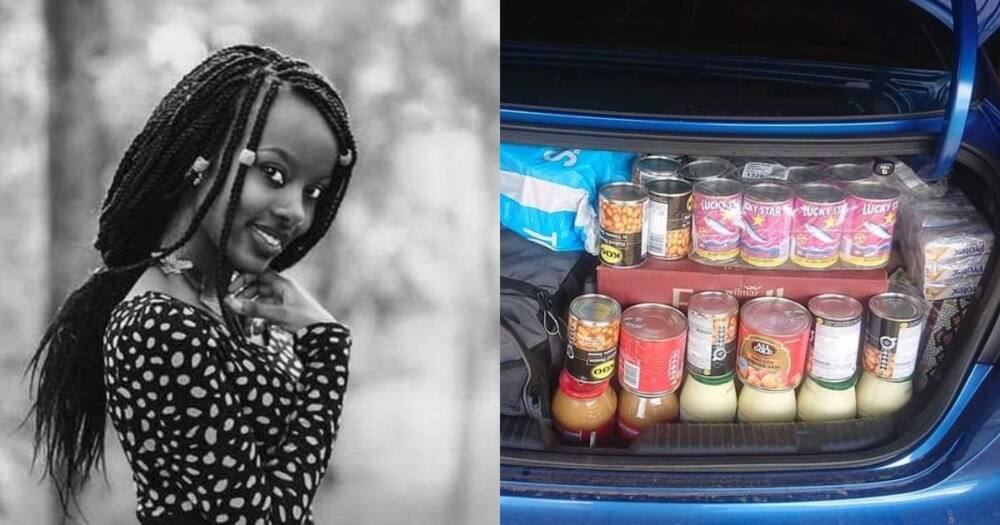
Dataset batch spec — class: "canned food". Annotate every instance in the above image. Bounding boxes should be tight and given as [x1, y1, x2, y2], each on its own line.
[645, 178, 693, 260]
[862, 293, 926, 381]
[790, 183, 847, 269]
[618, 304, 687, 395]
[824, 163, 873, 188]
[679, 158, 737, 184]
[736, 297, 811, 391]
[740, 183, 794, 267]
[566, 294, 622, 383]
[806, 294, 863, 386]
[599, 183, 648, 267]
[840, 182, 900, 268]
[785, 166, 822, 185]
[691, 179, 742, 262]
[633, 155, 682, 186]
[685, 292, 739, 378]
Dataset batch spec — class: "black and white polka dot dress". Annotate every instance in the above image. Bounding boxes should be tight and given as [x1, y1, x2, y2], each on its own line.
[103, 290, 351, 524]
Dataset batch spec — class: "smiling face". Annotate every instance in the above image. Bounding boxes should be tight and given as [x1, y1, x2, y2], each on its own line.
[193, 87, 339, 275]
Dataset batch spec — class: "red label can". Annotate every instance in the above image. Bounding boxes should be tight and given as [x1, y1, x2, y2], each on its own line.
[841, 182, 900, 268]
[618, 304, 687, 395]
[691, 179, 742, 262]
[740, 183, 794, 268]
[736, 297, 812, 391]
[790, 183, 847, 269]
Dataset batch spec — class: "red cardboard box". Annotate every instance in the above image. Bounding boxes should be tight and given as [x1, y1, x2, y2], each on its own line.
[597, 258, 888, 310]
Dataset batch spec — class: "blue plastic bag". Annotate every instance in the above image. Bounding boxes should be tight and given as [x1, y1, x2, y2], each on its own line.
[499, 143, 634, 253]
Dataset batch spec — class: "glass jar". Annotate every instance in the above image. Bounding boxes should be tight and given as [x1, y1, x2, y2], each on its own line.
[617, 388, 679, 445]
[551, 371, 617, 446]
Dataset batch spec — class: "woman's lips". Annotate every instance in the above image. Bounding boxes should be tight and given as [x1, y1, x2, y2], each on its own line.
[249, 223, 284, 256]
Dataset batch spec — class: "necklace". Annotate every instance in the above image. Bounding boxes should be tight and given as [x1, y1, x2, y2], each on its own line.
[156, 253, 228, 325]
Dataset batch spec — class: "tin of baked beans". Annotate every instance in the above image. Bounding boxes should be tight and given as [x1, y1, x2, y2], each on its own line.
[840, 182, 900, 268]
[618, 304, 687, 395]
[736, 297, 811, 391]
[566, 294, 622, 383]
[786, 166, 822, 185]
[806, 294, 863, 386]
[679, 158, 737, 184]
[599, 183, 647, 268]
[740, 183, 794, 268]
[633, 155, 682, 186]
[691, 179, 742, 263]
[790, 183, 847, 269]
[685, 291, 739, 378]
[824, 163, 873, 188]
[862, 293, 926, 381]
[644, 178, 693, 260]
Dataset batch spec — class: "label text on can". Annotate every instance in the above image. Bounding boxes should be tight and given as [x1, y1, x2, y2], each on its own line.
[791, 198, 845, 269]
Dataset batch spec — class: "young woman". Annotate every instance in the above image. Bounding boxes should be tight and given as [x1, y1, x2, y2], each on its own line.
[28, 45, 358, 524]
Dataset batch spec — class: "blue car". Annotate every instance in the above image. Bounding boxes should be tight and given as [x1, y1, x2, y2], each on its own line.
[500, 1, 1000, 523]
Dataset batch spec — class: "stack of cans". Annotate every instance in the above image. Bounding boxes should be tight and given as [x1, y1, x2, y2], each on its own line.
[616, 303, 687, 442]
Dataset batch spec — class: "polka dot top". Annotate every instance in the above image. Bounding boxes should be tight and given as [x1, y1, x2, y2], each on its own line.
[103, 290, 351, 524]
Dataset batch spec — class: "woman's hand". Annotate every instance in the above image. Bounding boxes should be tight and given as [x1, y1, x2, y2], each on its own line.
[224, 271, 337, 333]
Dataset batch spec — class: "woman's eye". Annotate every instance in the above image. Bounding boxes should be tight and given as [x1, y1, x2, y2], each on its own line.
[262, 166, 285, 186]
[305, 186, 324, 200]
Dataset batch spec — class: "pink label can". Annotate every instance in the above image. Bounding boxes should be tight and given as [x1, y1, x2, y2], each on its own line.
[841, 182, 900, 268]
[790, 183, 847, 269]
[692, 179, 742, 263]
[740, 183, 793, 268]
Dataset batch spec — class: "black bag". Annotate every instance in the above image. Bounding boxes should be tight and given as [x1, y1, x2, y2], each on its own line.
[501, 228, 594, 419]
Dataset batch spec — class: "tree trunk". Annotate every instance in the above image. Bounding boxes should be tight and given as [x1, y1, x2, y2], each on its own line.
[42, 0, 109, 522]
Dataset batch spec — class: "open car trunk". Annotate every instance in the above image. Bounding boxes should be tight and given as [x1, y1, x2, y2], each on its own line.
[500, 0, 1000, 474]
[500, 147, 1000, 472]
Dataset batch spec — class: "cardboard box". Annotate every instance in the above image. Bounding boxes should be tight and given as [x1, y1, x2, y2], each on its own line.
[597, 258, 888, 310]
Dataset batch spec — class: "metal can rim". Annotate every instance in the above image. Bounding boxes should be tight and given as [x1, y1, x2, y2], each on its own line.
[808, 293, 864, 322]
[741, 296, 811, 335]
[688, 291, 739, 316]
[743, 182, 794, 203]
[570, 293, 623, 326]
[645, 178, 693, 198]
[845, 180, 901, 201]
[693, 177, 742, 197]
[868, 292, 926, 323]
[600, 182, 648, 204]
[679, 158, 736, 181]
[622, 303, 687, 341]
[636, 155, 682, 176]
[795, 182, 847, 203]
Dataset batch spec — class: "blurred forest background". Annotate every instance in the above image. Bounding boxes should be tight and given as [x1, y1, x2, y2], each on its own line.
[0, 1, 498, 524]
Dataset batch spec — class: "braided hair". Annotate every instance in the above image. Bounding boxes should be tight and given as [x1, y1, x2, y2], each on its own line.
[26, 44, 358, 514]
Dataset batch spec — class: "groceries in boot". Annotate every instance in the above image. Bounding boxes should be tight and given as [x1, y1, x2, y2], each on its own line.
[500, 143, 634, 253]
[549, 288, 930, 446]
[898, 190, 994, 300]
[601, 155, 903, 270]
